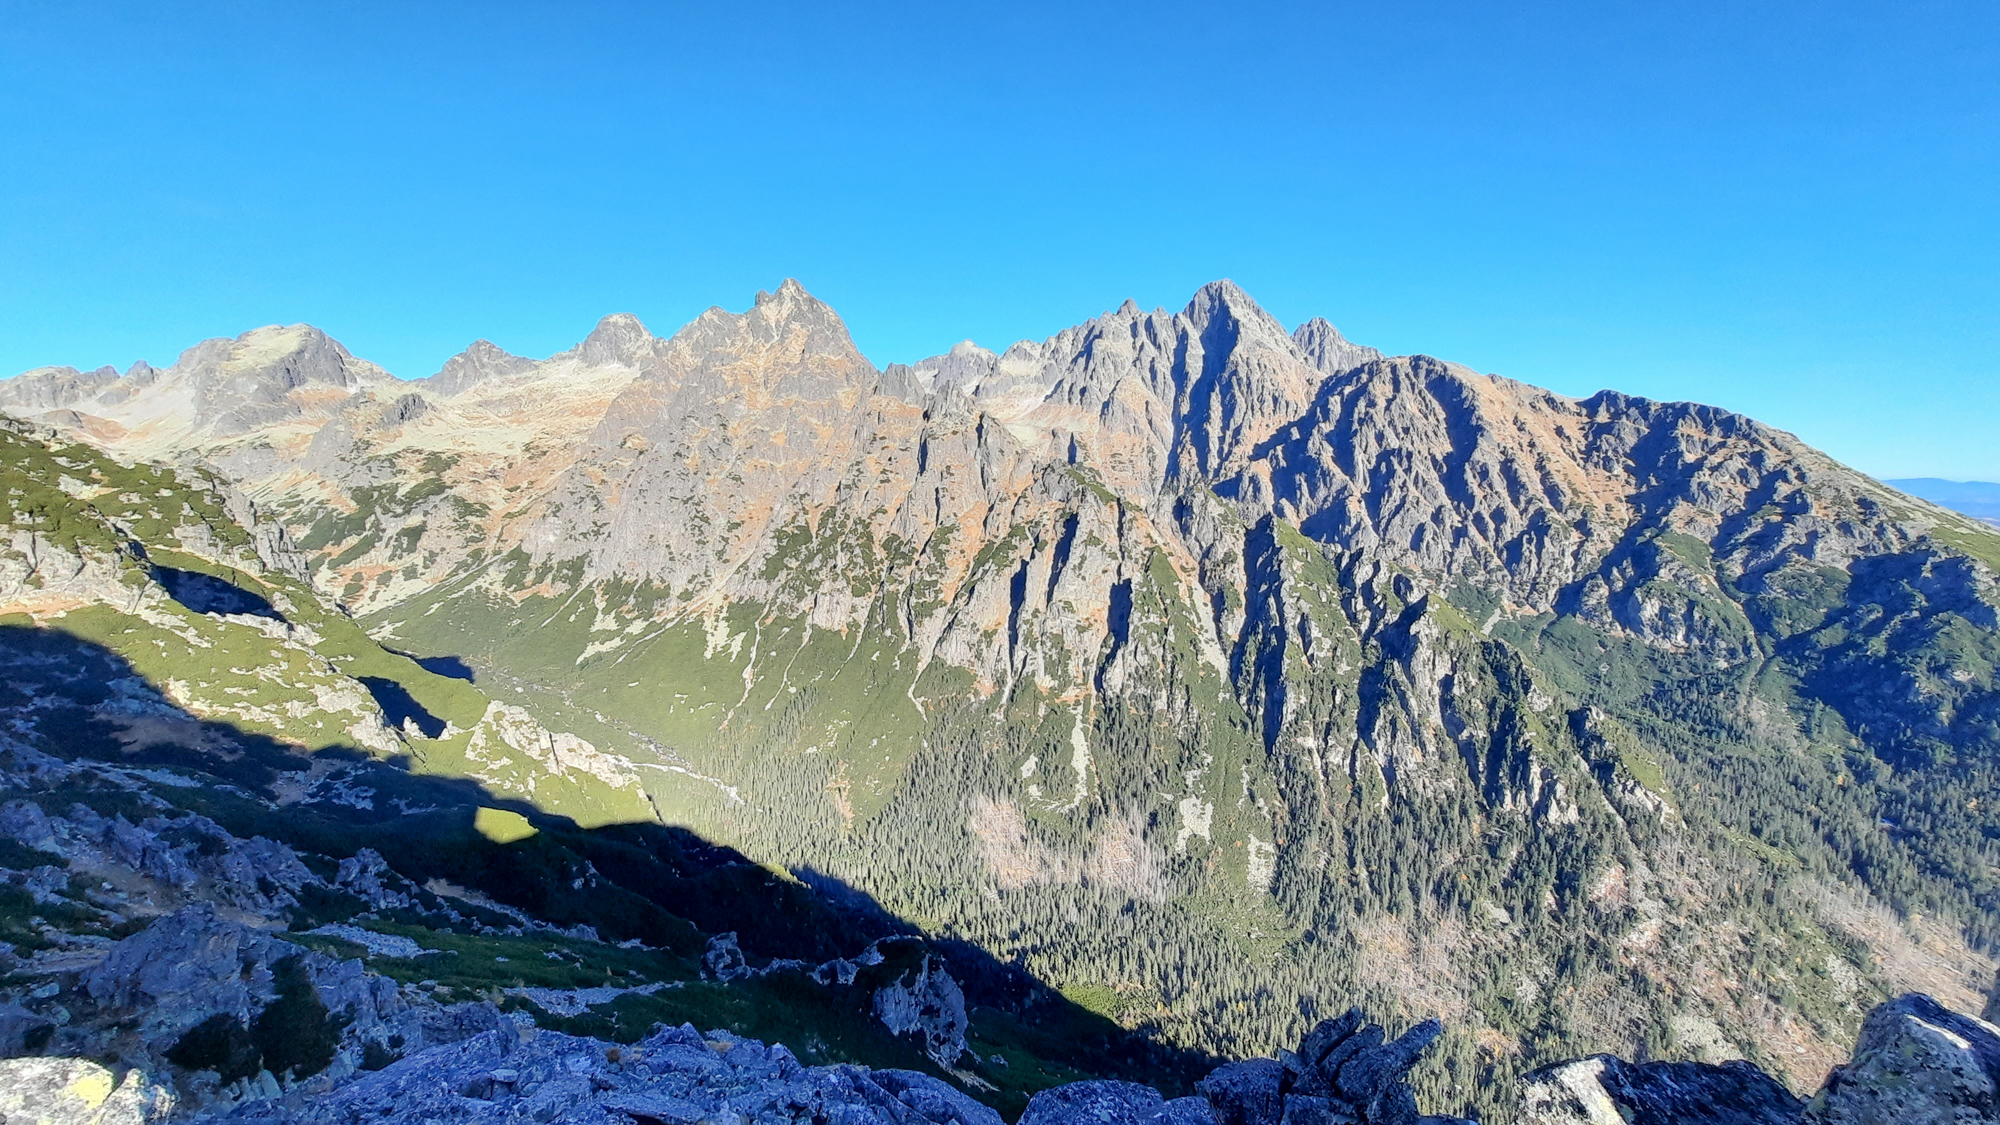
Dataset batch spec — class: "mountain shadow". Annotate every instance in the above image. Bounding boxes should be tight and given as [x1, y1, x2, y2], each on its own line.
[0, 622, 1217, 1116]
[385, 646, 478, 682]
[151, 565, 284, 621]
[356, 675, 448, 738]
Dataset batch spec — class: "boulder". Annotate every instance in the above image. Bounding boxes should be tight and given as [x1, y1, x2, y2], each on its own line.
[702, 931, 751, 981]
[1335, 1020, 1442, 1104]
[0, 798, 57, 851]
[873, 1069, 1006, 1125]
[1199, 1012, 1465, 1125]
[82, 902, 293, 1039]
[1019, 1080, 1170, 1125]
[868, 943, 970, 1068]
[1805, 992, 2000, 1124]
[1199, 1059, 1286, 1125]
[1162, 1095, 1221, 1125]
[333, 847, 407, 908]
[0, 1057, 174, 1124]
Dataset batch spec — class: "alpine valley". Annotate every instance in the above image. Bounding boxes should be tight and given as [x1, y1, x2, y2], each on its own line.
[3, 280, 1998, 1121]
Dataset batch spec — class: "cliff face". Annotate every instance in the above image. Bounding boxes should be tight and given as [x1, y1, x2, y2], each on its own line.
[5, 282, 1998, 1118]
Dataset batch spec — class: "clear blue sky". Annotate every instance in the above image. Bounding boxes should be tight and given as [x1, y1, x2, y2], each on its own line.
[3, 2, 1995, 479]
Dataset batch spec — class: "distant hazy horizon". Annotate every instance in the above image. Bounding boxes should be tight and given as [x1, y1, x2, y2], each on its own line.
[1886, 478, 2000, 525]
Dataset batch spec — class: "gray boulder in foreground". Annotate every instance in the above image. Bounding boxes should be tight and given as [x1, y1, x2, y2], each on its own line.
[1197, 1010, 1470, 1125]
[1805, 992, 2000, 1124]
[1016, 1080, 1215, 1125]
[0, 1056, 175, 1124]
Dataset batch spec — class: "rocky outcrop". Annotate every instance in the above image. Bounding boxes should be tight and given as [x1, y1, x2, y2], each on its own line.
[1516, 992, 2000, 1125]
[219, 1020, 991, 1125]
[1198, 1010, 1469, 1125]
[1018, 1081, 1214, 1125]
[42, 902, 501, 1116]
[1804, 993, 2000, 1124]
[866, 941, 970, 1069]
[0, 1056, 175, 1124]
[1517, 1056, 1804, 1124]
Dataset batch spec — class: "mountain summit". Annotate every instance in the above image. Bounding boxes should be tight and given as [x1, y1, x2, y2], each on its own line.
[4, 281, 1997, 1119]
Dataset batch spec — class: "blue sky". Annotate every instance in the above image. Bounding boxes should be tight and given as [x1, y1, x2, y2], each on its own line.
[2, 1, 1995, 479]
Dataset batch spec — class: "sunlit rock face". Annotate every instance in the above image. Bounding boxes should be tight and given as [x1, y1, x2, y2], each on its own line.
[6, 278, 1962, 652]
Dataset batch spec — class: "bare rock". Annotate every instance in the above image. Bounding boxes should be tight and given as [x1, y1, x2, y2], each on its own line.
[1199, 1012, 1468, 1125]
[868, 941, 969, 1068]
[0, 1056, 174, 1123]
[1019, 1080, 1173, 1125]
[332, 847, 411, 909]
[1517, 1055, 1803, 1124]
[1805, 992, 2000, 1124]
[1199, 1060, 1286, 1125]
[703, 931, 750, 981]
[873, 1069, 1006, 1125]
[82, 902, 293, 1039]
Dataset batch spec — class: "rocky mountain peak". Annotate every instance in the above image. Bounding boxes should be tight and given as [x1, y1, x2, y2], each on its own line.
[0, 322, 393, 455]
[1182, 280, 1291, 344]
[576, 312, 656, 368]
[744, 274, 852, 336]
[1291, 317, 1384, 374]
[919, 341, 1000, 394]
[1168, 280, 1324, 482]
[755, 277, 815, 309]
[424, 339, 538, 397]
[660, 280, 872, 387]
[193, 323, 378, 390]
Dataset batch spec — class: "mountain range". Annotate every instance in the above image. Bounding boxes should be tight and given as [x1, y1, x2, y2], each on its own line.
[3, 280, 1997, 1120]
[1885, 479, 2000, 528]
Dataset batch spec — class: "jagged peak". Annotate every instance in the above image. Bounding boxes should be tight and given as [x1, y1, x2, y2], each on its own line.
[745, 279, 851, 337]
[1180, 280, 1303, 363]
[673, 280, 870, 372]
[426, 338, 538, 396]
[1183, 279, 1284, 331]
[1292, 317, 1384, 375]
[1183, 279, 1256, 315]
[755, 277, 815, 308]
[589, 311, 651, 335]
[577, 313, 656, 368]
[465, 339, 517, 361]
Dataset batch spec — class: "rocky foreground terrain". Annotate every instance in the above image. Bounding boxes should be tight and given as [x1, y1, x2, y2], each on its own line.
[0, 852, 1992, 1125]
[3, 282, 1999, 1119]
